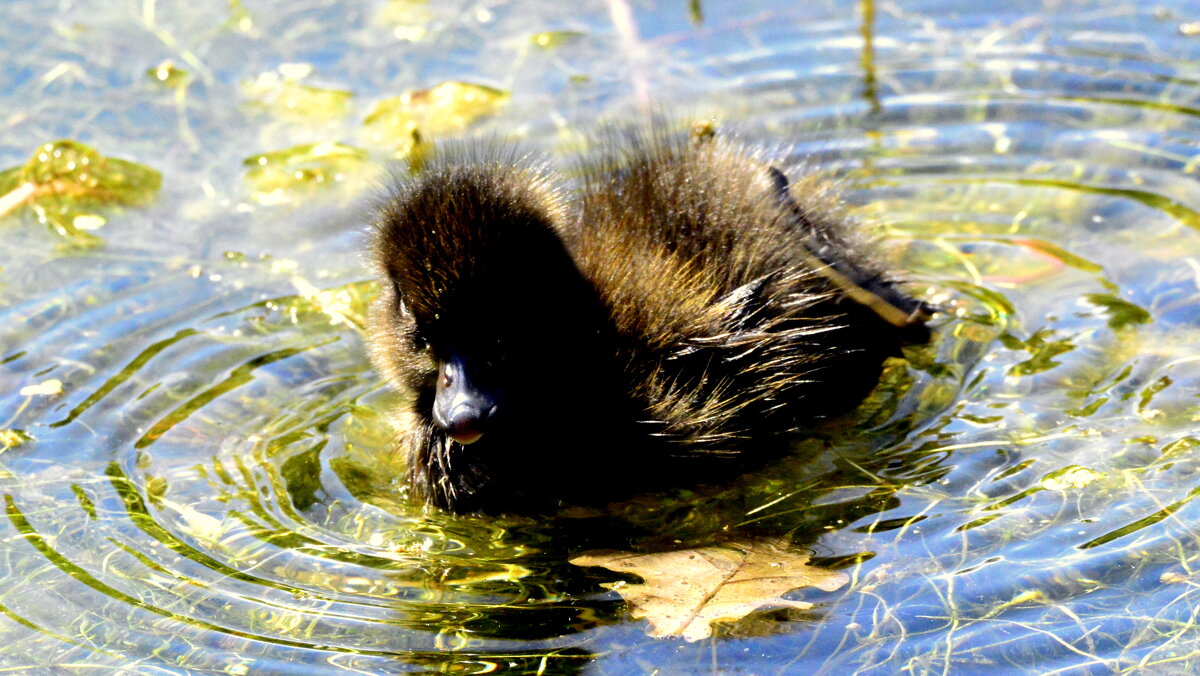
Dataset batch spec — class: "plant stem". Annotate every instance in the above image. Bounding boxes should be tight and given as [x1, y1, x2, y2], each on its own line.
[0, 182, 35, 218]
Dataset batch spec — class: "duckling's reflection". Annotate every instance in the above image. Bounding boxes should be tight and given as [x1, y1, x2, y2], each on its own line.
[368, 130, 930, 514]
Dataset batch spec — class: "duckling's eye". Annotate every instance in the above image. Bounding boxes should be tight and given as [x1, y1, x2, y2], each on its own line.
[394, 286, 411, 317]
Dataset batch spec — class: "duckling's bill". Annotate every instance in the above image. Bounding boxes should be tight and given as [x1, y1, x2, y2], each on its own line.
[433, 353, 496, 445]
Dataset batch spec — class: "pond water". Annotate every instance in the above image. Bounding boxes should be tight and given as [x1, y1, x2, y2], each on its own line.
[3, 0, 1200, 673]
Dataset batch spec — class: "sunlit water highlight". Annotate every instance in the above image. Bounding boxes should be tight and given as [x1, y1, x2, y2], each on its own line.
[2, 0, 1200, 673]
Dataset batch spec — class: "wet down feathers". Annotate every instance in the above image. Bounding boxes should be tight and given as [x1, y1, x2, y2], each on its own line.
[368, 129, 930, 513]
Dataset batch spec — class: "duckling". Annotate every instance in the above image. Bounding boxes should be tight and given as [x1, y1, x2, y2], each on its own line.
[368, 132, 930, 513]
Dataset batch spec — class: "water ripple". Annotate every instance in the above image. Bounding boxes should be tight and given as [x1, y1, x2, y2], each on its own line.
[4, 0, 1200, 673]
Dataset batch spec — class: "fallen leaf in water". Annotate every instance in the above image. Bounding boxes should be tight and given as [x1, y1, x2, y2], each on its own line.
[363, 81, 508, 166]
[242, 141, 373, 205]
[242, 64, 354, 122]
[570, 538, 848, 641]
[1082, 293, 1152, 331]
[0, 139, 161, 244]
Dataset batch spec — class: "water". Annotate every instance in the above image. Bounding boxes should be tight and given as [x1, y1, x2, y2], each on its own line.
[2, 0, 1200, 673]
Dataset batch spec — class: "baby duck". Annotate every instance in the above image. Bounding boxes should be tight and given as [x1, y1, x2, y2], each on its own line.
[369, 132, 929, 513]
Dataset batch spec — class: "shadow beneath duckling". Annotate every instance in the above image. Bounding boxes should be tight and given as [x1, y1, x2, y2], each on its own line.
[366, 127, 933, 516]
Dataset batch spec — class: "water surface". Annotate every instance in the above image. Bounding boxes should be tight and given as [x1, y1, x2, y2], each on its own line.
[2, 0, 1200, 673]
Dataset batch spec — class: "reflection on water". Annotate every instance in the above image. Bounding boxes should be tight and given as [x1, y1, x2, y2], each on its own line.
[2, 0, 1200, 672]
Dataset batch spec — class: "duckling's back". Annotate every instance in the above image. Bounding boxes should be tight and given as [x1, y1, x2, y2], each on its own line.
[568, 132, 926, 462]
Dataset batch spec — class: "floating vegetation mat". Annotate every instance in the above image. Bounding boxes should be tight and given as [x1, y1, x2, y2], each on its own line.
[2, 0, 1200, 673]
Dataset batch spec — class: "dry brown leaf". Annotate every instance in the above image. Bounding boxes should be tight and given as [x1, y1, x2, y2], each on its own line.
[570, 538, 847, 641]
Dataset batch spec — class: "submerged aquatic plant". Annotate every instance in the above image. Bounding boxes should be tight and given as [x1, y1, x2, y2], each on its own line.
[363, 81, 510, 168]
[242, 142, 373, 205]
[0, 140, 161, 245]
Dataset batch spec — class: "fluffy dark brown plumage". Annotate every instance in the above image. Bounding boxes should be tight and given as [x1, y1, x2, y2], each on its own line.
[368, 132, 929, 513]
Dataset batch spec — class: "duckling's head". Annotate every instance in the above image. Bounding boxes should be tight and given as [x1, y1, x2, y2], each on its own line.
[368, 155, 608, 509]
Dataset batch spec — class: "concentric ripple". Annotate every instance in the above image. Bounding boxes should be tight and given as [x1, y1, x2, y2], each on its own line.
[2, 0, 1200, 673]
[675, 2, 1200, 672]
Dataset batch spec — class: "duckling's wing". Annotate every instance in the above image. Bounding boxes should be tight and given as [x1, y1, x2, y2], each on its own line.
[766, 165, 932, 336]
